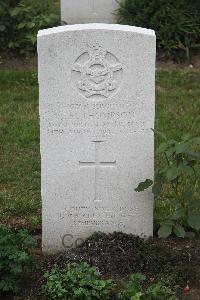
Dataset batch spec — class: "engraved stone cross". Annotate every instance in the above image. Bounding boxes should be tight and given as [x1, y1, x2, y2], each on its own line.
[79, 141, 116, 202]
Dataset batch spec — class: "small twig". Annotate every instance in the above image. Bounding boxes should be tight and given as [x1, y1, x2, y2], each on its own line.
[117, 246, 125, 254]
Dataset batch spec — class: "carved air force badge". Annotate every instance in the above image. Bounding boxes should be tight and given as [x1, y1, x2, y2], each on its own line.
[72, 43, 123, 100]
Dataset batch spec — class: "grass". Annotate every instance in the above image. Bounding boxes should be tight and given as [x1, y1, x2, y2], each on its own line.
[155, 69, 200, 225]
[0, 69, 199, 228]
[0, 71, 40, 224]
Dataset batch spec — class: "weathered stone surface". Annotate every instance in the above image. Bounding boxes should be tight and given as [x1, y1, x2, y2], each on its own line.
[38, 24, 156, 254]
[61, 0, 119, 24]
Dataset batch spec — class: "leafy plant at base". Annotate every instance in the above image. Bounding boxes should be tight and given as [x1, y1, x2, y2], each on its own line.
[0, 225, 35, 294]
[135, 133, 200, 238]
[118, 273, 178, 299]
[117, 0, 200, 60]
[43, 262, 116, 299]
[145, 281, 178, 300]
[0, 0, 60, 56]
[118, 273, 146, 299]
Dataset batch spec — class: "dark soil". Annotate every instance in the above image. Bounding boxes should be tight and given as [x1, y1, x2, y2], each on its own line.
[5, 232, 197, 300]
[1, 232, 200, 299]
[0, 53, 38, 70]
[46, 232, 189, 281]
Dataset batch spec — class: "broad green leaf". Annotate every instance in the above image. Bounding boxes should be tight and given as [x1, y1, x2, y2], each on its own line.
[166, 147, 175, 158]
[173, 225, 185, 237]
[135, 179, 153, 192]
[18, 22, 26, 29]
[186, 150, 200, 158]
[175, 143, 188, 154]
[188, 199, 200, 209]
[157, 142, 168, 154]
[166, 165, 179, 181]
[158, 225, 172, 238]
[26, 34, 37, 45]
[10, 7, 21, 16]
[170, 209, 185, 220]
[181, 133, 190, 141]
[187, 214, 200, 231]
[131, 292, 144, 300]
[27, 22, 35, 29]
[179, 164, 194, 176]
[191, 137, 200, 145]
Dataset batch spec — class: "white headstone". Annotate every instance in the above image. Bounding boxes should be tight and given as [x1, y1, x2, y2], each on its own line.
[61, 0, 119, 24]
[38, 24, 156, 254]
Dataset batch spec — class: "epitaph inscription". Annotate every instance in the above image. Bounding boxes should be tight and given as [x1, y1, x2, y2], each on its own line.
[72, 42, 123, 100]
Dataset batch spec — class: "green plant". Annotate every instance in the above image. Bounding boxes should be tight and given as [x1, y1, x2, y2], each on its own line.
[118, 273, 146, 299]
[117, 0, 200, 60]
[0, 0, 60, 55]
[135, 133, 200, 238]
[118, 273, 178, 299]
[145, 281, 178, 300]
[0, 225, 35, 294]
[43, 262, 116, 299]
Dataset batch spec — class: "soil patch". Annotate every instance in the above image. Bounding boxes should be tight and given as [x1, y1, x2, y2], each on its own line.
[2, 232, 200, 299]
[42, 232, 200, 300]
[0, 53, 38, 70]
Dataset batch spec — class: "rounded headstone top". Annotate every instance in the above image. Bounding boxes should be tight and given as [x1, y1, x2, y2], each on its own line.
[38, 23, 155, 38]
